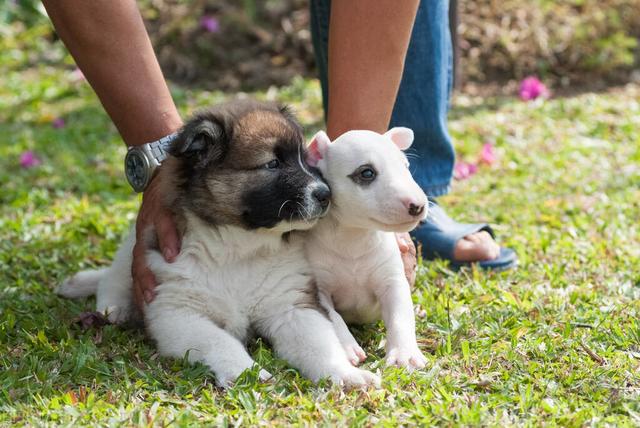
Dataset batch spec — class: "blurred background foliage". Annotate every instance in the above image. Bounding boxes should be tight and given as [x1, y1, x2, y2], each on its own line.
[459, 0, 640, 87]
[1, 0, 639, 91]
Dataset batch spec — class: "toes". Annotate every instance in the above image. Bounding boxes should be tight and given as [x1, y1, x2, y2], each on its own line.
[464, 232, 483, 244]
[345, 347, 361, 366]
[360, 370, 381, 388]
[332, 367, 381, 389]
[409, 354, 427, 369]
[350, 368, 381, 388]
[476, 232, 500, 258]
[454, 230, 502, 262]
[344, 344, 367, 366]
[386, 348, 427, 371]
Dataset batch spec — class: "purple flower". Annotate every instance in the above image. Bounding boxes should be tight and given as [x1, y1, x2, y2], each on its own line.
[479, 143, 497, 165]
[454, 161, 477, 180]
[200, 15, 220, 33]
[519, 76, 549, 101]
[20, 151, 42, 169]
[52, 117, 65, 129]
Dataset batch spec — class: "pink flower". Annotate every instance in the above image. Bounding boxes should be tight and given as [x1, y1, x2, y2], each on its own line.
[200, 15, 220, 33]
[52, 117, 65, 129]
[20, 151, 41, 169]
[479, 143, 497, 165]
[519, 76, 549, 101]
[454, 161, 478, 180]
[70, 67, 85, 82]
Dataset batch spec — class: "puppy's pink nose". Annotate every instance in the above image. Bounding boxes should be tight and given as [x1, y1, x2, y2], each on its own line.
[402, 198, 425, 217]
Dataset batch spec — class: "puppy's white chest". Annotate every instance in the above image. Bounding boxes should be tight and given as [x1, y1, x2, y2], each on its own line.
[149, 227, 309, 340]
[322, 266, 382, 324]
[307, 225, 404, 324]
[309, 247, 389, 324]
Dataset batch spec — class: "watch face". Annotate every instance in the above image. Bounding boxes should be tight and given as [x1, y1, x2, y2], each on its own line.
[125, 150, 149, 192]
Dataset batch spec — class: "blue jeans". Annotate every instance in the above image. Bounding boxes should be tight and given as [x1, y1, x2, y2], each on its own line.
[310, 0, 455, 197]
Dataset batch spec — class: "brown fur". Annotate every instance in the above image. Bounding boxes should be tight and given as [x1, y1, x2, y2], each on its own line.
[157, 99, 305, 230]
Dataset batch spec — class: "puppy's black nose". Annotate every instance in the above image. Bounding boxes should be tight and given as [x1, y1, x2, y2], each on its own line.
[312, 185, 331, 208]
[408, 203, 425, 217]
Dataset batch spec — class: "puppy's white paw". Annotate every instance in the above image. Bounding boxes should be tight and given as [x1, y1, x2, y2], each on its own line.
[214, 373, 239, 389]
[330, 366, 381, 389]
[214, 364, 270, 388]
[385, 346, 427, 371]
[343, 343, 367, 366]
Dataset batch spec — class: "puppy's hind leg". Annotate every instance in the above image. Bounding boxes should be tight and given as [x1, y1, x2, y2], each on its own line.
[94, 231, 137, 324]
[57, 268, 107, 298]
[260, 308, 380, 389]
[147, 307, 269, 388]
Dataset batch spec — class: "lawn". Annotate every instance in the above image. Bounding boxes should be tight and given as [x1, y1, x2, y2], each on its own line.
[1, 24, 639, 427]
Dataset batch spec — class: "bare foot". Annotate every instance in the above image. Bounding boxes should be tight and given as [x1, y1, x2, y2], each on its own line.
[453, 230, 500, 262]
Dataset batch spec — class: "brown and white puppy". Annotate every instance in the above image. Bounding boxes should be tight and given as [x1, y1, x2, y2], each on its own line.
[58, 100, 380, 389]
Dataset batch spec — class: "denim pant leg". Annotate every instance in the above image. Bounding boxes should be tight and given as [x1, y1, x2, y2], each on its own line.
[310, 0, 455, 197]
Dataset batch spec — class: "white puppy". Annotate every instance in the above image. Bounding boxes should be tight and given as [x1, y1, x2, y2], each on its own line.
[58, 101, 380, 389]
[304, 128, 428, 370]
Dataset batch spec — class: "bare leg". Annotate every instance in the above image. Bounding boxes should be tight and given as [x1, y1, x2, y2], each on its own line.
[324, 0, 502, 262]
[325, 0, 420, 139]
[41, 0, 182, 146]
[42, 0, 183, 310]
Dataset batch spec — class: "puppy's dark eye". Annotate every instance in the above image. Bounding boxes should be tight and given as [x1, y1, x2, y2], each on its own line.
[360, 168, 375, 180]
[349, 164, 377, 185]
[264, 159, 280, 170]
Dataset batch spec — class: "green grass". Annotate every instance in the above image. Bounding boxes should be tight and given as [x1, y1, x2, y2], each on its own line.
[2, 23, 640, 427]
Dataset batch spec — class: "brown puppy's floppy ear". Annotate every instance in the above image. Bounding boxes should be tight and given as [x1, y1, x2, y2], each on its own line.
[171, 117, 228, 167]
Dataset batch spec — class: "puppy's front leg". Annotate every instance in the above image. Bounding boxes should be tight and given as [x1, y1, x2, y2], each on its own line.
[261, 308, 380, 388]
[379, 278, 427, 370]
[318, 291, 366, 366]
[147, 307, 270, 388]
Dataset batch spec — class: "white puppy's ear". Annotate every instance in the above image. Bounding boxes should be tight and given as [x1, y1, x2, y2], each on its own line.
[306, 130, 331, 166]
[385, 127, 414, 151]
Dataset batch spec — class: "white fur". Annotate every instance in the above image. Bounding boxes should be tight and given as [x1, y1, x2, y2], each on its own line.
[59, 213, 380, 389]
[305, 128, 428, 369]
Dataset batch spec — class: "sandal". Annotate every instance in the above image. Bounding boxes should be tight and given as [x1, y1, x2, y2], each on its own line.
[411, 201, 518, 271]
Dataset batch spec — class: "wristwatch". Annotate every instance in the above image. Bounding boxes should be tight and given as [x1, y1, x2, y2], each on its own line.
[124, 133, 178, 192]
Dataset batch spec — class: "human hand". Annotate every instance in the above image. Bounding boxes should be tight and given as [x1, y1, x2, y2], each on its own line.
[132, 173, 181, 310]
[396, 232, 417, 287]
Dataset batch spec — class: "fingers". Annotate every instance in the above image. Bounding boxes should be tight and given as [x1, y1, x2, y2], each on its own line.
[396, 232, 410, 253]
[395, 232, 417, 287]
[130, 174, 182, 310]
[403, 258, 417, 288]
[131, 241, 158, 310]
[155, 208, 180, 262]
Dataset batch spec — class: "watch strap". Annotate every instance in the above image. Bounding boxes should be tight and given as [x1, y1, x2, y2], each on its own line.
[148, 132, 179, 164]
